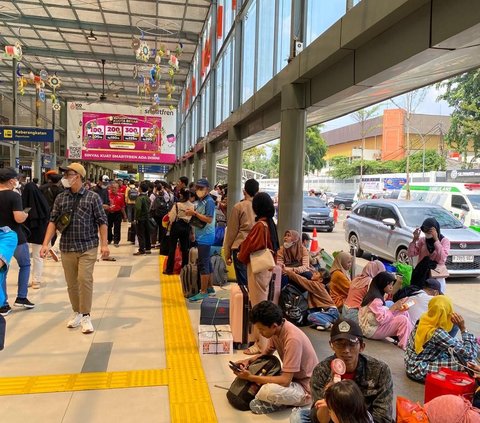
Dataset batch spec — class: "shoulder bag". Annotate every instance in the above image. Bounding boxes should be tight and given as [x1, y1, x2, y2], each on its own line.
[55, 194, 81, 234]
[190, 200, 207, 229]
[430, 264, 449, 279]
[249, 222, 275, 274]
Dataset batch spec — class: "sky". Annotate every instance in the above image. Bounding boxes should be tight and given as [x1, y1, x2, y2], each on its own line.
[322, 85, 454, 132]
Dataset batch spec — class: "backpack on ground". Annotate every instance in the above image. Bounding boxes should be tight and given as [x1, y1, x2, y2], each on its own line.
[226, 355, 282, 411]
[279, 284, 309, 326]
[211, 253, 228, 286]
[180, 263, 200, 298]
[128, 187, 139, 201]
[152, 193, 172, 218]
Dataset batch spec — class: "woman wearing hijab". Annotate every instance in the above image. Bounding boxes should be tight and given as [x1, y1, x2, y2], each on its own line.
[22, 182, 50, 289]
[425, 395, 480, 423]
[277, 229, 312, 288]
[329, 252, 353, 309]
[408, 217, 450, 293]
[404, 295, 477, 381]
[238, 192, 280, 354]
[343, 260, 386, 322]
[358, 271, 413, 349]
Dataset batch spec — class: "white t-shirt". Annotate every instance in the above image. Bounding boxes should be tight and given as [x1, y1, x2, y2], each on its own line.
[407, 291, 434, 324]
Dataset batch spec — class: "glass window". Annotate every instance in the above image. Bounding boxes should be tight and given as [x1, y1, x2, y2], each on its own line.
[222, 41, 232, 121]
[256, 0, 275, 90]
[364, 206, 380, 220]
[204, 77, 211, 132]
[215, 57, 224, 126]
[401, 207, 463, 229]
[379, 207, 398, 222]
[276, 0, 291, 73]
[452, 195, 468, 209]
[241, 0, 256, 102]
[306, 0, 345, 46]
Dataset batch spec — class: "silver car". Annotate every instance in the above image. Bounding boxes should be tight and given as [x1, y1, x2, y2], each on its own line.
[344, 200, 480, 277]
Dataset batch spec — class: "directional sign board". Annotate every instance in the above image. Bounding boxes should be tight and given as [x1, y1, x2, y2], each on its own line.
[137, 164, 170, 174]
[0, 126, 54, 143]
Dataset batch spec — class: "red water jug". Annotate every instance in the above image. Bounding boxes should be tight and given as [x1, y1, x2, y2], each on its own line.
[425, 367, 475, 403]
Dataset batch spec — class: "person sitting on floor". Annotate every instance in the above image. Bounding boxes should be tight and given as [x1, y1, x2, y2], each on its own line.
[284, 268, 339, 331]
[233, 301, 318, 415]
[319, 380, 374, 423]
[358, 272, 413, 350]
[343, 260, 385, 323]
[278, 230, 312, 288]
[301, 233, 323, 271]
[404, 278, 443, 325]
[329, 252, 353, 310]
[290, 318, 393, 423]
[404, 295, 478, 382]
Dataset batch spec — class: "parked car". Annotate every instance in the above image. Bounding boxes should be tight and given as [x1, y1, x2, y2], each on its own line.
[344, 199, 480, 277]
[303, 196, 335, 232]
[334, 193, 355, 210]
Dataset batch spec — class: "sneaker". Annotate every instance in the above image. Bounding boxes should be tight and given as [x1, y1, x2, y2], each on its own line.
[188, 292, 208, 302]
[207, 287, 216, 296]
[49, 249, 59, 262]
[133, 251, 146, 256]
[67, 312, 83, 328]
[14, 297, 35, 309]
[249, 399, 286, 414]
[113, 243, 119, 248]
[81, 315, 94, 334]
[315, 323, 332, 331]
[0, 304, 11, 316]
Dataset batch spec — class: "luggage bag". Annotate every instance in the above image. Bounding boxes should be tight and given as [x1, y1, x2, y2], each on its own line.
[200, 298, 230, 325]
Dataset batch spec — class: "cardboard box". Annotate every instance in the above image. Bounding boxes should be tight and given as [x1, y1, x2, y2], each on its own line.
[198, 324, 233, 355]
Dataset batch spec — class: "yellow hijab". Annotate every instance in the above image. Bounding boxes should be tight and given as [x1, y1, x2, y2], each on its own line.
[414, 296, 454, 354]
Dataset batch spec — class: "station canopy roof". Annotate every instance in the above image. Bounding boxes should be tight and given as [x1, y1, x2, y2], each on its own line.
[0, 0, 210, 107]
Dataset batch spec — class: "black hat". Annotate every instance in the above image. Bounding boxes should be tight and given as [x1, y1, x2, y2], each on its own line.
[302, 233, 311, 242]
[0, 167, 18, 181]
[330, 318, 363, 342]
[424, 278, 443, 295]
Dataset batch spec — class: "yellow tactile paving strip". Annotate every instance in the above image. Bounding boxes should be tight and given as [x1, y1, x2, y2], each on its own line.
[0, 257, 218, 422]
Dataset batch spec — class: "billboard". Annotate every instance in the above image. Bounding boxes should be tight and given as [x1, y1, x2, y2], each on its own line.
[67, 102, 176, 164]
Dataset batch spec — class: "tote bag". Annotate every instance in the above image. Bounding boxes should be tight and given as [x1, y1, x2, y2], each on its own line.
[250, 222, 275, 274]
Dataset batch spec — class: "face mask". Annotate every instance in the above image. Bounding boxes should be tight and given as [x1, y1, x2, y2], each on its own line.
[61, 177, 72, 188]
[13, 180, 20, 189]
[425, 233, 433, 239]
[284, 241, 294, 249]
[196, 189, 206, 199]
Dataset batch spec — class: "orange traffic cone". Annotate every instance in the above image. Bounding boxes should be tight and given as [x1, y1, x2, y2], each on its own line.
[310, 228, 319, 253]
[333, 206, 338, 224]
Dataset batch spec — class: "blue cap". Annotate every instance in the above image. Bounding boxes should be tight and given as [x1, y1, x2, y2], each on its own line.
[196, 178, 210, 188]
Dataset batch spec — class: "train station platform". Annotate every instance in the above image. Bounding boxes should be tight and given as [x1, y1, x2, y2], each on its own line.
[0, 229, 478, 422]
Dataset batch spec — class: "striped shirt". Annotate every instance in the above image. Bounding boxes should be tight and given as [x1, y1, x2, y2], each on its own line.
[50, 187, 107, 253]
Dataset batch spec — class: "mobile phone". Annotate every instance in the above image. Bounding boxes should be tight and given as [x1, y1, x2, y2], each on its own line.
[23, 207, 31, 213]
[228, 361, 242, 372]
[402, 300, 415, 310]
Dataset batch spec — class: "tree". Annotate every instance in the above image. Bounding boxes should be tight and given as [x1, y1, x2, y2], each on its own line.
[437, 70, 480, 167]
[242, 145, 270, 177]
[396, 150, 446, 173]
[305, 126, 328, 174]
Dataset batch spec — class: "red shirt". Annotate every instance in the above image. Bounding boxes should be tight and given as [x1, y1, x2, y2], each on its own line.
[119, 185, 127, 194]
[108, 191, 125, 213]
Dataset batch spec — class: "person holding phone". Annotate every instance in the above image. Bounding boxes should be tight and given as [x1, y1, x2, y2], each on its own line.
[408, 218, 450, 293]
[405, 295, 478, 382]
[0, 167, 34, 315]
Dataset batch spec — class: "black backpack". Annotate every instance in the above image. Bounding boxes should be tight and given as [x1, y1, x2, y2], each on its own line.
[279, 284, 309, 326]
[128, 187, 139, 201]
[226, 355, 282, 411]
[152, 193, 172, 217]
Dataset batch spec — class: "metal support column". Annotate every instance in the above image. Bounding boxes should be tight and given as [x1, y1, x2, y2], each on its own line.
[185, 159, 194, 184]
[227, 126, 243, 219]
[10, 58, 19, 171]
[278, 83, 307, 237]
[194, 153, 203, 180]
[206, 144, 217, 186]
[33, 147, 42, 181]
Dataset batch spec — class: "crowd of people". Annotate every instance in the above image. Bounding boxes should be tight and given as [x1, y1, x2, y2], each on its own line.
[0, 164, 479, 421]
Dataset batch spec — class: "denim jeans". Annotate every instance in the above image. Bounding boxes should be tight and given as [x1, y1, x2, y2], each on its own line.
[232, 249, 247, 285]
[8, 243, 30, 301]
[307, 307, 339, 327]
[289, 406, 312, 423]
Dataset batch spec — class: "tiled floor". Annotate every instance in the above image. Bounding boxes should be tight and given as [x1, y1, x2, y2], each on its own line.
[0, 228, 478, 422]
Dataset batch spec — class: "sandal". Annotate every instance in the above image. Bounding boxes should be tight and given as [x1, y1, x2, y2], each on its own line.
[243, 344, 261, 355]
[102, 257, 117, 261]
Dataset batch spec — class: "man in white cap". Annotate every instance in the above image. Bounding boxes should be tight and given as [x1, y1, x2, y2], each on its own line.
[40, 163, 109, 334]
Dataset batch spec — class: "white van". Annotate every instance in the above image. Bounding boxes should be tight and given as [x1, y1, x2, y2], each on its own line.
[398, 183, 480, 232]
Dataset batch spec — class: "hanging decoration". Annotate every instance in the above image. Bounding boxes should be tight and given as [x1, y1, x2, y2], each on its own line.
[136, 40, 151, 62]
[4, 42, 22, 60]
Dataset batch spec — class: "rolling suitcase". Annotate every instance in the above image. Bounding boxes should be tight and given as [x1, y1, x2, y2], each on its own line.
[127, 224, 136, 243]
[230, 284, 250, 349]
[180, 263, 200, 298]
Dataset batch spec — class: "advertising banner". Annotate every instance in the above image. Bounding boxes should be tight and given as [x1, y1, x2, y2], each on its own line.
[67, 103, 176, 164]
[384, 177, 407, 190]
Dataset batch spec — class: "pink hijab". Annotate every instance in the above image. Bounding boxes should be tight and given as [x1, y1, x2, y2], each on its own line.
[351, 260, 385, 289]
[425, 395, 480, 423]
